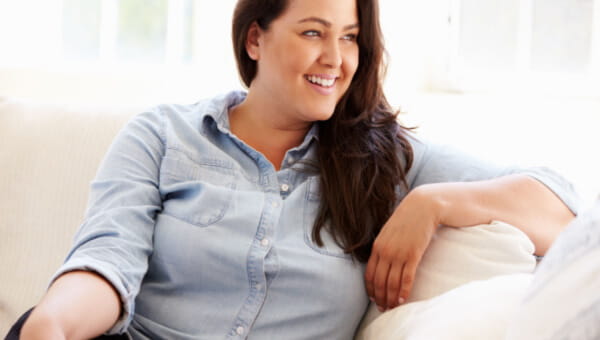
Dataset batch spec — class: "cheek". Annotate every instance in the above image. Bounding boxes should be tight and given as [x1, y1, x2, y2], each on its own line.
[266, 45, 311, 83]
[340, 60, 359, 93]
[284, 43, 316, 74]
[345, 48, 360, 79]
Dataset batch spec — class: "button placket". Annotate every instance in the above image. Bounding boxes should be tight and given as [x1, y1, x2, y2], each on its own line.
[229, 192, 281, 339]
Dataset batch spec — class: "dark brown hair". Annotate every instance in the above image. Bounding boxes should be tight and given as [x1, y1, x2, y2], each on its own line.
[232, 0, 413, 262]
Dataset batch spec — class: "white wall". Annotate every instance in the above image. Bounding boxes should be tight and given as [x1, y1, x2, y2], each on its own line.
[401, 93, 600, 208]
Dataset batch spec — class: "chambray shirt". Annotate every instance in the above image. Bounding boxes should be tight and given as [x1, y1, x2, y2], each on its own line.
[53, 91, 580, 340]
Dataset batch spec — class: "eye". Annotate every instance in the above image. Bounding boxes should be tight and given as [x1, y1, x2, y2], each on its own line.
[341, 33, 358, 42]
[302, 30, 321, 37]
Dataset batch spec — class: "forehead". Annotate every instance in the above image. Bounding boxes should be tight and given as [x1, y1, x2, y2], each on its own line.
[278, 0, 358, 26]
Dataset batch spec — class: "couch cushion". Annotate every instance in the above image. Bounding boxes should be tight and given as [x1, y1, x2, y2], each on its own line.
[0, 97, 139, 334]
[505, 200, 600, 340]
[357, 273, 533, 340]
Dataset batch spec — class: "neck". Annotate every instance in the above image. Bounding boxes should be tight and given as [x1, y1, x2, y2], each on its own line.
[229, 91, 312, 170]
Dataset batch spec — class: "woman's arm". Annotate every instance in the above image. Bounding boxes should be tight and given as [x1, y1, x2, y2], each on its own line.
[365, 174, 575, 312]
[19, 109, 166, 338]
[431, 174, 574, 254]
[20, 271, 121, 340]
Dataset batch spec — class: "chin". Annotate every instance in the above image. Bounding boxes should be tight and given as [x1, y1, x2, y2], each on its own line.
[307, 104, 338, 121]
[311, 110, 336, 122]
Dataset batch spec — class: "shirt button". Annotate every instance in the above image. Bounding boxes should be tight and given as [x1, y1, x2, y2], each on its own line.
[280, 184, 290, 192]
[261, 238, 270, 247]
[271, 201, 279, 208]
[256, 284, 262, 290]
[236, 326, 244, 335]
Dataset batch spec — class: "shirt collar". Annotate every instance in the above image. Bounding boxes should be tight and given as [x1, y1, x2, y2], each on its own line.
[203, 90, 320, 151]
[203, 90, 245, 132]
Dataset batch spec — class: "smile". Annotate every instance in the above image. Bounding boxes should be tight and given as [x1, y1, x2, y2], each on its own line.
[305, 75, 336, 88]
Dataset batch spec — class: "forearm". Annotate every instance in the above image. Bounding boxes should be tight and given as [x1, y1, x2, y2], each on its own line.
[420, 174, 575, 255]
[21, 271, 121, 340]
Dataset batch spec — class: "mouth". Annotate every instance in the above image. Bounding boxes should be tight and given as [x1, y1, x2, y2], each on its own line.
[304, 74, 337, 88]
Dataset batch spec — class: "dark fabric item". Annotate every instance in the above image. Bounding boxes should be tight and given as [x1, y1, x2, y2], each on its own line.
[4, 308, 33, 340]
[4, 307, 128, 340]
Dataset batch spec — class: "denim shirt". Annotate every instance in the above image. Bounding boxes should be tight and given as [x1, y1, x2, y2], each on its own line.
[53, 91, 580, 339]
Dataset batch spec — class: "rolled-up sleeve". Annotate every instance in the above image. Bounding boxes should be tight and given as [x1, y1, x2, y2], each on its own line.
[50, 108, 165, 333]
[404, 136, 581, 215]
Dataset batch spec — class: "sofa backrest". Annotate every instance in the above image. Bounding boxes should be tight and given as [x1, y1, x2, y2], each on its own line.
[0, 96, 139, 335]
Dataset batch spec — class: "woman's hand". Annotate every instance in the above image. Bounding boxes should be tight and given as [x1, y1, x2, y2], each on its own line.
[365, 185, 442, 312]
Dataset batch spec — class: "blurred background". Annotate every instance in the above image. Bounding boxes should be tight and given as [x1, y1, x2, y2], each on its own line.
[0, 0, 598, 206]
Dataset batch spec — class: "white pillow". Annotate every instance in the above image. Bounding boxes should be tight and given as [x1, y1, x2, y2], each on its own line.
[357, 274, 532, 340]
[505, 201, 600, 340]
[408, 220, 536, 302]
[355, 221, 536, 339]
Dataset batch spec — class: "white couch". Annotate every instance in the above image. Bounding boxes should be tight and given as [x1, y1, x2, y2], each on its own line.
[1, 96, 593, 339]
[0, 97, 138, 335]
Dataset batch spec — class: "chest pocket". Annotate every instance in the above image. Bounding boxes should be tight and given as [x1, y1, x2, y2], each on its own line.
[160, 154, 236, 227]
[303, 176, 352, 259]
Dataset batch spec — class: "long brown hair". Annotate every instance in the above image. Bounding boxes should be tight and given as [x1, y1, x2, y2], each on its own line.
[232, 0, 413, 262]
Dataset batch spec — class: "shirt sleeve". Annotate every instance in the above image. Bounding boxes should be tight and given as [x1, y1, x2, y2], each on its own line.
[402, 135, 581, 216]
[49, 108, 166, 334]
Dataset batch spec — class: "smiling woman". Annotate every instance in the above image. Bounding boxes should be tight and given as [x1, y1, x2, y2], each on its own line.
[228, 0, 413, 269]
[1, 0, 589, 339]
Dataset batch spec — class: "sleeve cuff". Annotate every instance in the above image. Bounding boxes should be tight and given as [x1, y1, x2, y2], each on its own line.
[510, 166, 582, 216]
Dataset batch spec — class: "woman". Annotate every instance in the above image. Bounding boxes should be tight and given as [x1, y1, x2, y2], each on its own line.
[13, 0, 577, 339]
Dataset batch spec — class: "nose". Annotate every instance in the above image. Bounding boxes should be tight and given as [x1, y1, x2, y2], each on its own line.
[319, 38, 342, 68]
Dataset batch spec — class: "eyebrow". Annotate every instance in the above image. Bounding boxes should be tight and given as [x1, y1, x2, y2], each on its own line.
[297, 17, 359, 31]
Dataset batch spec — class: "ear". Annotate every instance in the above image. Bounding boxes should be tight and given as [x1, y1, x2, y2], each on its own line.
[245, 22, 262, 61]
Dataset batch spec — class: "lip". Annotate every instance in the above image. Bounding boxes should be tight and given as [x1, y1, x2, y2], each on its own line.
[305, 74, 338, 95]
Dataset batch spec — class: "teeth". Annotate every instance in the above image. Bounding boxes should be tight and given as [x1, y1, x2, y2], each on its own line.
[307, 75, 335, 87]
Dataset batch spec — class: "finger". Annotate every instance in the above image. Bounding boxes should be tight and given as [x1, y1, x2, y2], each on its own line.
[373, 259, 391, 311]
[398, 257, 420, 303]
[385, 261, 404, 310]
[364, 254, 379, 300]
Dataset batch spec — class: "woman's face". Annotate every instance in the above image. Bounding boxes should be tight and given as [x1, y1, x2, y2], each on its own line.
[248, 0, 360, 125]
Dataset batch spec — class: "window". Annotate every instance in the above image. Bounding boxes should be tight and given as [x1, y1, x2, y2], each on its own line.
[62, 0, 102, 61]
[531, 0, 594, 73]
[445, 0, 600, 96]
[0, 0, 241, 103]
[61, 0, 200, 64]
[116, 0, 168, 62]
